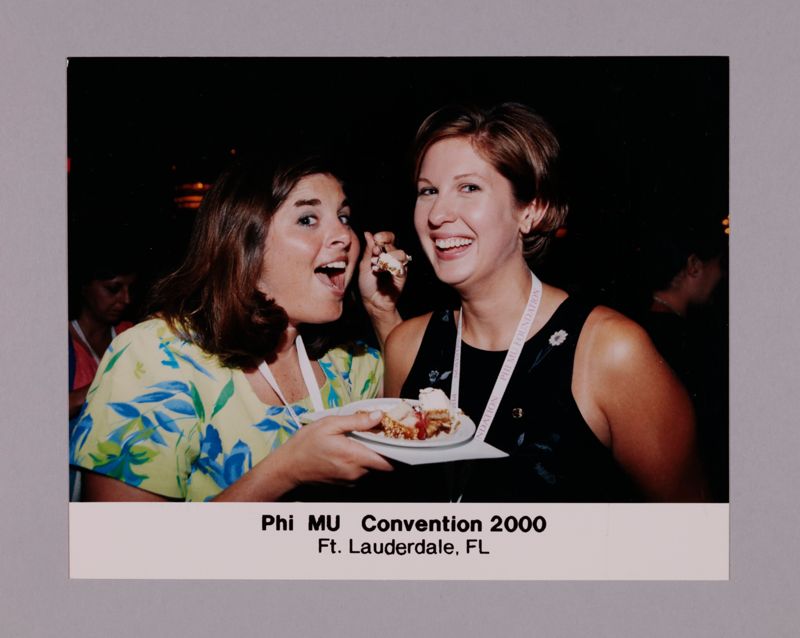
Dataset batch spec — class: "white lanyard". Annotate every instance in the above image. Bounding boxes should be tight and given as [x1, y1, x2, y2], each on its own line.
[70, 319, 116, 365]
[451, 271, 542, 441]
[257, 334, 324, 428]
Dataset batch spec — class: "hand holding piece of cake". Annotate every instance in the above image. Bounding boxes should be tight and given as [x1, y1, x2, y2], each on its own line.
[374, 388, 460, 440]
[372, 248, 412, 277]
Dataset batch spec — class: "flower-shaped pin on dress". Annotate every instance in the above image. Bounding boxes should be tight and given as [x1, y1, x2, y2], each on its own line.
[548, 329, 568, 347]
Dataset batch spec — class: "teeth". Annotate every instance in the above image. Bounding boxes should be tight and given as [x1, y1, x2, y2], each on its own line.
[320, 261, 346, 269]
[434, 237, 473, 249]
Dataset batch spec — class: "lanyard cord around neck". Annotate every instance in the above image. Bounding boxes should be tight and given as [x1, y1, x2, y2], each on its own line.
[450, 271, 542, 442]
[70, 319, 117, 365]
[257, 334, 325, 429]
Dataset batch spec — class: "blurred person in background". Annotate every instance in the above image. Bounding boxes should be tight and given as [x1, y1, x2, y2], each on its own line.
[638, 217, 728, 500]
[69, 245, 139, 500]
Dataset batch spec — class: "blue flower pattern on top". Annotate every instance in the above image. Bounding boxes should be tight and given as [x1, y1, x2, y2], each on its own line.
[69, 319, 383, 501]
[253, 405, 310, 449]
[195, 425, 253, 491]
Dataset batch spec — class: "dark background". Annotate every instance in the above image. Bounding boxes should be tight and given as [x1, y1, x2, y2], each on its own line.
[67, 57, 730, 501]
[67, 57, 728, 321]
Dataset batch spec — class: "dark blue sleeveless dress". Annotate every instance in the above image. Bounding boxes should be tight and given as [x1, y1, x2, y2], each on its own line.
[391, 297, 639, 502]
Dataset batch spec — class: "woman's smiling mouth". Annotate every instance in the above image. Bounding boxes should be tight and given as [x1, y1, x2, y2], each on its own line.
[433, 236, 474, 259]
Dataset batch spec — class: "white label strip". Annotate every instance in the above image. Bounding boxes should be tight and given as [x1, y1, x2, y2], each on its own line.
[70, 502, 728, 580]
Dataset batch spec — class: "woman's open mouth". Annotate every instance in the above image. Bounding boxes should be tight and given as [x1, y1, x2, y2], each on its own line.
[314, 260, 348, 295]
[433, 236, 474, 260]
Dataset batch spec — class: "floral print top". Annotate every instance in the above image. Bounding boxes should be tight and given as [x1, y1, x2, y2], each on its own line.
[69, 318, 383, 501]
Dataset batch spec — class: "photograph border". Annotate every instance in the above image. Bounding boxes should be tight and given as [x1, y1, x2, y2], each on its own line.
[2, 1, 799, 636]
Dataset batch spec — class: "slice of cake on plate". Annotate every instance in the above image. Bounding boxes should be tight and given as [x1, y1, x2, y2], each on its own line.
[376, 388, 460, 440]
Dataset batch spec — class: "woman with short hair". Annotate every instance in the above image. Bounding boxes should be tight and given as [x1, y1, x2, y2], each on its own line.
[385, 103, 706, 502]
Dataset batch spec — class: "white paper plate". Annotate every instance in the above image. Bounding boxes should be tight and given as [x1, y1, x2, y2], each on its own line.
[299, 399, 502, 464]
[337, 399, 476, 448]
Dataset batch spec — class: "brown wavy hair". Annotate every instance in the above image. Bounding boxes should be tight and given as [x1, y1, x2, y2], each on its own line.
[148, 154, 344, 369]
[413, 102, 568, 264]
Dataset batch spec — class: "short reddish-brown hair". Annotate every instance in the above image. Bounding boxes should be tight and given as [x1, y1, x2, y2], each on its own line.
[413, 103, 568, 263]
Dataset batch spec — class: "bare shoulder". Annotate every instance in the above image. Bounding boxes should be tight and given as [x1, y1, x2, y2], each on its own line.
[386, 312, 433, 347]
[578, 304, 688, 409]
[384, 312, 433, 397]
[576, 306, 704, 501]
[580, 306, 658, 372]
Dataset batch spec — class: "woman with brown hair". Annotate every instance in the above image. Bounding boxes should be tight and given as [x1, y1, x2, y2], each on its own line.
[384, 103, 706, 502]
[69, 153, 408, 501]
[68, 248, 138, 501]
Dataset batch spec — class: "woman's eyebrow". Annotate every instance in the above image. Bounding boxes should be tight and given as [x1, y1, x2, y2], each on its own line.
[293, 198, 321, 207]
[418, 173, 484, 182]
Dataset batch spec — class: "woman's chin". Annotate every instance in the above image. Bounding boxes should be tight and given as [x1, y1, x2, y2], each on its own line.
[293, 303, 344, 326]
[432, 262, 475, 289]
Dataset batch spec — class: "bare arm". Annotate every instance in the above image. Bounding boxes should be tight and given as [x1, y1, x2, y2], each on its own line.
[582, 309, 707, 502]
[383, 313, 431, 397]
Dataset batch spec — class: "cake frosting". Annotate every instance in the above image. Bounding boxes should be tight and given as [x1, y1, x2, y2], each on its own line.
[376, 252, 407, 277]
[374, 387, 459, 440]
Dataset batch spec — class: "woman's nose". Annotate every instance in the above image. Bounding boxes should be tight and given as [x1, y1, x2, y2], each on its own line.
[427, 194, 456, 227]
[326, 221, 353, 249]
[120, 286, 131, 305]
